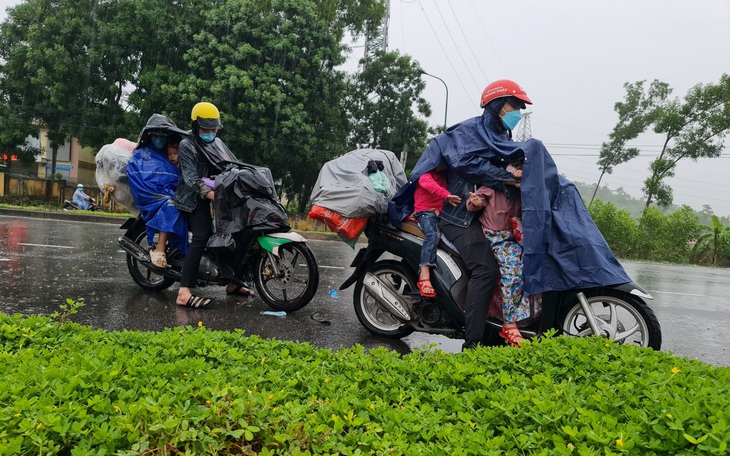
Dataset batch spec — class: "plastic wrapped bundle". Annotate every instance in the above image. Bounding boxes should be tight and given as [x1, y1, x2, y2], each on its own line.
[308, 204, 368, 243]
[309, 149, 406, 219]
[95, 138, 139, 216]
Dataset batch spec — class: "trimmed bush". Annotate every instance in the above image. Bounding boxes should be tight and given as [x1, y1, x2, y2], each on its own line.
[1, 312, 728, 455]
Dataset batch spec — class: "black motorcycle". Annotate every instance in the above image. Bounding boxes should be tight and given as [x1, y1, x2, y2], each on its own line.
[117, 217, 320, 312]
[341, 216, 662, 349]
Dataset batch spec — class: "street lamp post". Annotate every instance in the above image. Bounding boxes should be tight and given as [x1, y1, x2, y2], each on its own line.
[421, 71, 449, 130]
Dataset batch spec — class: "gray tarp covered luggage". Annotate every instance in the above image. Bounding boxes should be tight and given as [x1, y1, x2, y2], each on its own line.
[309, 149, 407, 218]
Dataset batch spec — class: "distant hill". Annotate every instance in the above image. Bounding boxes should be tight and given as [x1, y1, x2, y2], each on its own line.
[570, 178, 730, 226]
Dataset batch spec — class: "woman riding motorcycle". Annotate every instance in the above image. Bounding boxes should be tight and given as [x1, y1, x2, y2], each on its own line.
[173, 101, 253, 309]
[390, 79, 632, 348]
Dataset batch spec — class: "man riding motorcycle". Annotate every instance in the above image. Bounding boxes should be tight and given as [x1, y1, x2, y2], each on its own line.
[72, 184, 97, 210]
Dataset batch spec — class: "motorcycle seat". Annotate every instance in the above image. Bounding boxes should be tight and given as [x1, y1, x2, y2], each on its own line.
[400, 218, 461, 258]
[401, 220, 425, 239]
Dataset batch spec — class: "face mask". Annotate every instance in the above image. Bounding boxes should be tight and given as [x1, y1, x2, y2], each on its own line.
[501, 110, 522, 131]
[151, 136, 168, 150]
[199, 133, 216, 143]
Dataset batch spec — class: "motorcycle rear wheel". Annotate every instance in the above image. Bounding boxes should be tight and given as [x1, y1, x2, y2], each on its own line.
[254, 242, 319, 312]
[560, 289, 662, 350]
[353, 261, 415, 338]
[125, 228, 176, 292]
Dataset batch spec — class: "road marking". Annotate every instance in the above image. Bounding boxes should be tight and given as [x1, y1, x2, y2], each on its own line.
[317, 265, 344, 270]
[18, 243, 75, 249]
[650, 290, 708, 298]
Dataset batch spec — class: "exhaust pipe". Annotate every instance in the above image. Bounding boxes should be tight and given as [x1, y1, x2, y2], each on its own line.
[117, 236, 150, 263]
[362, 272, 412, 321]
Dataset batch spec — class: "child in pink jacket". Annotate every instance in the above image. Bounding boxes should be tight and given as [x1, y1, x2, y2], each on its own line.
[412, 166, 461, 297]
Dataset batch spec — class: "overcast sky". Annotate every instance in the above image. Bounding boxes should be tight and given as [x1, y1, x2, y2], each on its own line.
[2, 0, 729, 216]
[375, 0, 730, 216]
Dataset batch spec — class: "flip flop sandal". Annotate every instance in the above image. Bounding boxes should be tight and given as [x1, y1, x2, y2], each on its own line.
[226, 285, 255, 297]
[416, 279, 436, 298]
[179, 294, 213, 309]
[499, 325, 525, 347]
[150, 250, 167, 268]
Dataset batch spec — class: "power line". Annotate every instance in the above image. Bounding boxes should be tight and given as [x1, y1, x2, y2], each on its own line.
[415, 0, 476, 110]
[431, 1, 482, 90]
[447, 1, 490, 85]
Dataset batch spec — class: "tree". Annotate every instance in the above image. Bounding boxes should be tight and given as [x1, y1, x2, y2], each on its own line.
[598, 75, 730, 213]
[0, 0, 144, 165]
[591, 80, 670, 207]
[163, 0, 370, 212]
[0, 104, 40, 170]
[346, 50, 431, 168]
[642, 74, 730, 210]
[1, 0, 386, 212]
[692, 215, 730, 267]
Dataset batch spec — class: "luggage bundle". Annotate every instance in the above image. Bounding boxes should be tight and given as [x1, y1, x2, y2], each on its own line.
[94, 138, 139, 216]
[309, 149, 406, 245]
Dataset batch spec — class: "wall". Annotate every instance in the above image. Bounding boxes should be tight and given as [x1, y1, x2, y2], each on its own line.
[0, 174, 330, 232]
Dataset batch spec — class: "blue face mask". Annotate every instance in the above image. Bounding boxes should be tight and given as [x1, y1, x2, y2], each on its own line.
[199, 133, 216, 143]
[501, 110, 522, 131]
[151, 136, 168, 150]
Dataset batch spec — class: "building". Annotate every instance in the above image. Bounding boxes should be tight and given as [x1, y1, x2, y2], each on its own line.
[34, 128, 97, 185]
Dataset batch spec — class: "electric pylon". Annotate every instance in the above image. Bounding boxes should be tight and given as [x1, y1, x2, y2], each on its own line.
[514, 111, 532, 142]
[364, 0, 390, 57]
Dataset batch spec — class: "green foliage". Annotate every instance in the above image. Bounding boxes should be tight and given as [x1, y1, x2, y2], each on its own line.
[346, 50, 431, 164]
[636, 206, 700, 263]
[588, 199, 704, 264]
[1, 313, 729, 454]
[49, 298, 86, 329]
[692, 215, 730, 267]
[588, 200, 640, 258]
[0, 0, 403, 212]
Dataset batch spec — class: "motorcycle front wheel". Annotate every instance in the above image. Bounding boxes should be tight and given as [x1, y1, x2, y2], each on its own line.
[254, 242, 319, 312]
[560, 289, 662, 350]
[353, 261, 415, 338]
[125, 228, 176, 292]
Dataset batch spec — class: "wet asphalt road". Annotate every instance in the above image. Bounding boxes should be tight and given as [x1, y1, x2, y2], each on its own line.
[1, 212, 729, 367]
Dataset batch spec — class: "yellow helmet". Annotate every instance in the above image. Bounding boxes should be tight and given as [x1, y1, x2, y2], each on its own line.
[191, 102, 223, 129]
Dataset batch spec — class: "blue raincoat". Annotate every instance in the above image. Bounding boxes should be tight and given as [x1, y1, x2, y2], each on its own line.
[127, 145, 189, 254]
[390, 111, 630, 295]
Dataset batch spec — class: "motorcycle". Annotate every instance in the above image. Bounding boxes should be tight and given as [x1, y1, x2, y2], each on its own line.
[63, 198, 101, 211]
[340, 216, 662, 349]
[117, 216, 320, 312]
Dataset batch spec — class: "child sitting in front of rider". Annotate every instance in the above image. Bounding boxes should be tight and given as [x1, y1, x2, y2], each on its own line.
[467, 161, 528, 346]
[167, 139, 179, 166]
[412, 165, 462, 298]
[127, 116, 189, 270]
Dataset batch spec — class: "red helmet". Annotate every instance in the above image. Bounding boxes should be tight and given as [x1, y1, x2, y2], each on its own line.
[480, 79, 532, 108]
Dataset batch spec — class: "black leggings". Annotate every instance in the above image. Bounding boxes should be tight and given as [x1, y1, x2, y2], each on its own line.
[180, 201, 213, 288]
[440, 218, 499, 350]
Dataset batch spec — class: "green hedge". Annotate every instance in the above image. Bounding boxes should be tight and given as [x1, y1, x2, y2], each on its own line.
[1, 312, 729, 455]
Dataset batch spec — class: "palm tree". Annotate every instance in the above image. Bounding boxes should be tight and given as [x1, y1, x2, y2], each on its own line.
[692, 215, 730, 266]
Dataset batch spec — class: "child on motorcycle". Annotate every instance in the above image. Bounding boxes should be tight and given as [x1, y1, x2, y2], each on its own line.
[467, 161, 528, 347]
[412, 165, 461, 297]
[127, 114, 190, 269]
